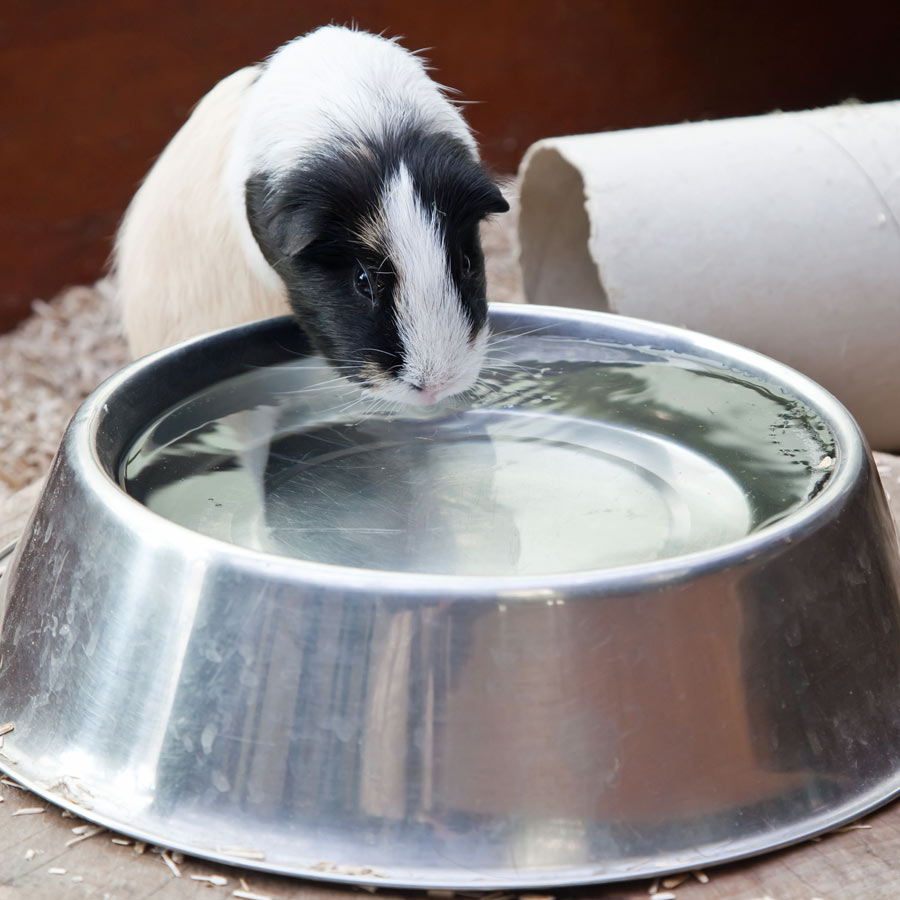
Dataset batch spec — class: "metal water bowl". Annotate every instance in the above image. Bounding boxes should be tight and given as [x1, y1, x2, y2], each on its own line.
[1, 305, 899, 888]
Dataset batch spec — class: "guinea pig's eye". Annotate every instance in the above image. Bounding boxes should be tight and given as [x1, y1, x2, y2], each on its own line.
[353, 261, 374, 301]
[461, 254, 472, 276]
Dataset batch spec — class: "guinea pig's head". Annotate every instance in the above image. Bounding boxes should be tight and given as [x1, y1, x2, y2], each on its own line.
[245, 130, 509, 406]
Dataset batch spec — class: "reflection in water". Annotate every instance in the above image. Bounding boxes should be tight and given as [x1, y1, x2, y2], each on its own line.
[122, 335, 834, 576]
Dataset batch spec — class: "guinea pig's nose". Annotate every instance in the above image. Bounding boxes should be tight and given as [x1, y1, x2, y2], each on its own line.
[400, 379, 442, 406]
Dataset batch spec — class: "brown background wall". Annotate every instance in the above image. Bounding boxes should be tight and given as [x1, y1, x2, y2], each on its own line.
[2, 0, 900, 333]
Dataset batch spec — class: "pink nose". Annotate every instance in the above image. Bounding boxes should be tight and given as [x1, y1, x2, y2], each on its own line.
[403, 378, 459, 406]
[402, 374, 472, 406]
[410, 386, 442, 406]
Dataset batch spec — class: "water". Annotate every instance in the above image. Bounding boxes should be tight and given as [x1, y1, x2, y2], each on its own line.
[121, 335, 835, 576]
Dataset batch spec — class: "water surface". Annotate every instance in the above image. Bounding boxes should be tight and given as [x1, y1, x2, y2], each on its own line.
[122, 335, 835, 576]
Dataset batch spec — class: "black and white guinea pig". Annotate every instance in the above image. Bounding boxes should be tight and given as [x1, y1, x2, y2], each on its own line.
[114, 24, 509, 406]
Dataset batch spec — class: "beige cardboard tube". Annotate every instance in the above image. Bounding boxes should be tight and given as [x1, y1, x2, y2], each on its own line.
[518, 101, 900, 450]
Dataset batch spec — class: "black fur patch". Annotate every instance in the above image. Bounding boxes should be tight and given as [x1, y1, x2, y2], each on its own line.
[244, 129, 508, 384]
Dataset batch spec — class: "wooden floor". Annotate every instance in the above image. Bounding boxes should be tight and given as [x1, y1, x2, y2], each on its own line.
[2, 453, 900, 900]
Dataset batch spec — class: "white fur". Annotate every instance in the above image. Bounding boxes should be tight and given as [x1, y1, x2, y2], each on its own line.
[116, 67, 287, 359]
[375, 164, 486, 404]
[229, 26, 475, 182]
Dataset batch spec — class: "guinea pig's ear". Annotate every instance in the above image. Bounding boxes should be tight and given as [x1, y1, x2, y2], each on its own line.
[478, 179, 510, 218]
[245, 174, 319, 263]
[268, 209, 319, 258]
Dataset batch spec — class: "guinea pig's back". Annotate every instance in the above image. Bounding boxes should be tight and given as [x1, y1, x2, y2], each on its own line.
[114, 66, 288, 359]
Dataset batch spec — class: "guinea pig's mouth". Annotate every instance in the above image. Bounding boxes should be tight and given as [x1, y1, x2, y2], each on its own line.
[349, 365, 478, 407]
[362, 375, 473, 407]
[341, 334, 488, 407]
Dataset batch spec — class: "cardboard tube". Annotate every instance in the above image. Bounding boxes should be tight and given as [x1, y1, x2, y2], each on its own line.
[518, 101, 900, 450]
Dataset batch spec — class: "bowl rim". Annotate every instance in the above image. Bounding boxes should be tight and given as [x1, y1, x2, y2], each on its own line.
[68, 303, 868, 597]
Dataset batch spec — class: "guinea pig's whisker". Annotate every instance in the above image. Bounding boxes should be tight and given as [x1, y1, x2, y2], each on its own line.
[483, 344, 525, 358]
[365, 393, 399, 415]
[470, 381, 503, 398]
[275, 379, 352, 397]
[295, 368, 354, 379]
[277, 370, 356, 387]
[271, 339, 311, 359]
[331, 395, 374, 421]
[295, 362, 353, 369]
[300, 359, 356, 369]
[480, 367, 527, 382]
[488, 324, 555, 347]
[482, 355, 529, 369]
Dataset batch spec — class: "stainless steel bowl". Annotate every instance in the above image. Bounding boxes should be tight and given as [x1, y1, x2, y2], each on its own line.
[1, 305, 899, 889]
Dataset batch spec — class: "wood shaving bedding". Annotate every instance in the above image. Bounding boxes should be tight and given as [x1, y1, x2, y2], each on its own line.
[0, 280, 128, 499]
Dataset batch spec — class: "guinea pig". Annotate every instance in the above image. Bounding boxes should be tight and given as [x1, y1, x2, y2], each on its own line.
[114, 25, 509, 406]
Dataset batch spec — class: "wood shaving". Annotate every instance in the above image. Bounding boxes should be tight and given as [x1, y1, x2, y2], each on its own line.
[160, 849, 181, 877]
[191, 874, 228, 886]
[651, 893, 676, 900]
[693, 869, 710, 883]
[12, 807, 44, 816]
[65, 825, 106, 846]
[1, 777, 23, 789]
[662, 874, 688, 889]
[24, 848, 38, 860]
[0, 722, 13, 737]
[72, 876, 84, 883]
[648, 877, 660, 895]
[217, 847, 266, 860]
[311, 861, 374, 876]
[48, 867, 67, 875]
[41, 775, 95, 809]
[111, 837, 132, 845]
[0, 282, 128, 497]
[134, 840, 147, 854]
[232, 891, 273, 900]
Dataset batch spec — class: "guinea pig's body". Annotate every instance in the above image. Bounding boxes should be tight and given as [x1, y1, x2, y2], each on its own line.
[114, 26, 508, 405]
[116, 66, 285, 355]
